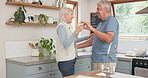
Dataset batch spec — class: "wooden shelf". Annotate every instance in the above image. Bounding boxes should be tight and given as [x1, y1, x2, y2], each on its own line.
[6, 22, 58, 26]
[6, 1, 61, 10]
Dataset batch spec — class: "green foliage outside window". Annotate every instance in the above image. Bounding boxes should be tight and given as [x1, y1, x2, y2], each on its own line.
[114, 1, 148, 36]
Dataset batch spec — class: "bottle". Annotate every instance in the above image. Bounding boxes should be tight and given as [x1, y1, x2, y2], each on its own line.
[63, 0, 66, 7]
[55, 0, 60, 7]
[53, 18, 57, 24]
[39, 0, 42, 5]
[59, 0, 63, 7]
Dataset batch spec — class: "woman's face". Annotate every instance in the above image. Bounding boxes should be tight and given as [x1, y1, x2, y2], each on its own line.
[64, 11, 74, 23]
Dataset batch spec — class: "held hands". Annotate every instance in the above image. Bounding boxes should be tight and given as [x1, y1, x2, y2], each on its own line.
[75, 21, 94, 35]
[80, 21, 94, 31]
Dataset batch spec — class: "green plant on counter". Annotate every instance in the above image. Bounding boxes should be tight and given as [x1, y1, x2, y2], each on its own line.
[35, 37, 56, 56]
[38, 14, 49, 24]
[14, 6, 27, 24]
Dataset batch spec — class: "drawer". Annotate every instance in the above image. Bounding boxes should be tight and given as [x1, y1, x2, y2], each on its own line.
[27, 72, 52, 78]
[51, 70, 62, 78]
[116, 61, 130, 69]
[51, 62, 59, 71]
[75, 65, 91, 74]
[75, 58, 91, 67]
[27, 71, 62, 78]
[26, 63, 52, 75]
[115, 68, 130, 74]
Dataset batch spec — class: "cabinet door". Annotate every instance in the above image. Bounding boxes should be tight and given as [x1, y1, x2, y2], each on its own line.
[115, 61, 132, 74]
[75, 65, 91, 74]
[51, 71, 62, 78]
[27, 72, 52, 78]
[75, 58, 91, 67]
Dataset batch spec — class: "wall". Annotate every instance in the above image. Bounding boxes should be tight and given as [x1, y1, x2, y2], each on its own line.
[0, 0, 59, 78]
[72, 0, 90, 37]
[0, 0, 90, 78]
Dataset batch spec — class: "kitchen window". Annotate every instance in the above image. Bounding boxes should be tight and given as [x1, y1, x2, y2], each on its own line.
[111, 0, 148, 40]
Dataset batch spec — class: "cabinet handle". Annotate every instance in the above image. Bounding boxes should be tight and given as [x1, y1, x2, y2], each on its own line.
[52, 72, 55, 75]
[37, 67, 43, 70]
[49, 73, 52, 76]
[79, 61, 83, 64]
[88, 66, 90, 68]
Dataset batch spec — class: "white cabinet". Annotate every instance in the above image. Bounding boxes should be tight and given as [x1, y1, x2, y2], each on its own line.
[115, 60, 132, 74]
[75, 58, 91, 74]
[6, 62, 62, 78]
[6, 57, 91, 78]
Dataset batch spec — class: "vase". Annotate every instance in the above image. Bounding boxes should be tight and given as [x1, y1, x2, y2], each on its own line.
[41, 49, 51, 57]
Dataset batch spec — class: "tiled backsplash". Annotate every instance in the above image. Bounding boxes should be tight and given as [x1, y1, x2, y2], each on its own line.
[6, 39, 148, 58]
[6, 41, 38, 58]
[118, 39, 148, 53]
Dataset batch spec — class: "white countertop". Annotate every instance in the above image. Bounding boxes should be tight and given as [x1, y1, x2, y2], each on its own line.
[117, 53, 136, 61]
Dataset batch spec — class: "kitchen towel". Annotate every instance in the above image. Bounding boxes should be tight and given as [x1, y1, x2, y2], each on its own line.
[135, 67, 148, 77]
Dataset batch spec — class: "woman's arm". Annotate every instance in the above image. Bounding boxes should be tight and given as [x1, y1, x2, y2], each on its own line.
[77, 36, 88, 43]
[57, 25, 78, 49]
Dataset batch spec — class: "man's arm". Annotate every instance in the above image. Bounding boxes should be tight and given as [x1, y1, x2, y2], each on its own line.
[91, 29, 114, 43]
[82, 21, 114, 43]
[77, 38, 93, 49]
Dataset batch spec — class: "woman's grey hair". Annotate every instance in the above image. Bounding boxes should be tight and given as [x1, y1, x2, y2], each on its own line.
[98, 1, 112, 13]
[58, 7, 73, 23]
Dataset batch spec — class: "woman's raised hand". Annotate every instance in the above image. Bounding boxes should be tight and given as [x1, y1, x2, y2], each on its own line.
[75, 25, 84, 35]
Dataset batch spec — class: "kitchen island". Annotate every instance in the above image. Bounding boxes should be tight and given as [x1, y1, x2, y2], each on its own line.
[64, 70, 144, 78]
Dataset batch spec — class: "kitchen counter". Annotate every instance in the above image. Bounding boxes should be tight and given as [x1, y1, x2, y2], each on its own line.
[6, 52, 137, 66]
[64, 70, 144, 78]
[117, 53, 136, 61]
[6, 52, 92, 66]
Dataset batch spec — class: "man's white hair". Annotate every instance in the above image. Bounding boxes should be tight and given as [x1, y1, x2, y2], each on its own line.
[98, 0, 112, 13]
[58, 7, 73, 23]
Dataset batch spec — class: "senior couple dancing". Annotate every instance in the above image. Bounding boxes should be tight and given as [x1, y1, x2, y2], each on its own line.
[56, 0, 119, 77]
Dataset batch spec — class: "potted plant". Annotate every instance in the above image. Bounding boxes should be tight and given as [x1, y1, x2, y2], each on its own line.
[35, 37, 56, 56]
[38, 14, 49, 24]
[14, 6, 27, 24]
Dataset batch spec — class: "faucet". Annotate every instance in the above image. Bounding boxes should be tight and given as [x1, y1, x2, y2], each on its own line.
[103, 42, 117, 78]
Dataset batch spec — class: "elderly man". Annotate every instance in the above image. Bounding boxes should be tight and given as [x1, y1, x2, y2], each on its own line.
[77, 1, 119, 73]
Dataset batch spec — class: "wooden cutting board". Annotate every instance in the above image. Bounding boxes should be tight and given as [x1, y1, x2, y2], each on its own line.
[125, 55, 137, 57]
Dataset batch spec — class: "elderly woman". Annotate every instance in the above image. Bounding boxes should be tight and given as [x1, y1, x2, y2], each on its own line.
[56, 7, 89, 77]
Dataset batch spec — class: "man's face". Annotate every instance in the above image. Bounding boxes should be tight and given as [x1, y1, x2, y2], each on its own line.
[96, 4, 106, 20]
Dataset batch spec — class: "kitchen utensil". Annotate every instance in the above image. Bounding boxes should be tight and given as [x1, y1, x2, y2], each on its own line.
[29, 43, 36, 49]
